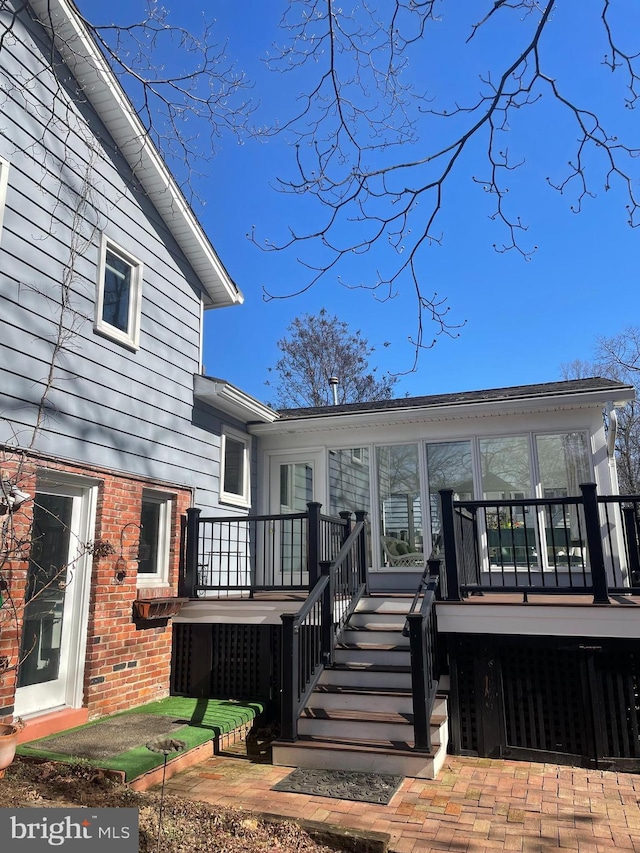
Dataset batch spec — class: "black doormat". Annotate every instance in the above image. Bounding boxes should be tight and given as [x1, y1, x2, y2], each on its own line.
[272, 768, 404, 804]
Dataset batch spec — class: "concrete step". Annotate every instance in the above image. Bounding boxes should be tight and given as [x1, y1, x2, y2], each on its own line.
[272, 734, 444, 779]
[319, 663, 412, 690]
[333, 643, 411, 667]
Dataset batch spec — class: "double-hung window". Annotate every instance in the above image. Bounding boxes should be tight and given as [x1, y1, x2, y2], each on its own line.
[220, 428, 250, 507]
[137, 491, 172, 587]
[95, 236, 142, 349]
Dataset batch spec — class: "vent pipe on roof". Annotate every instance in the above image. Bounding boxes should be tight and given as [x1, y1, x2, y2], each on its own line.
[329, 376, 339, 406]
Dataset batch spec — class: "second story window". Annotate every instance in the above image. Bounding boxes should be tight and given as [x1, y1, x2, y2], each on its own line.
[95, 236, 142, 349]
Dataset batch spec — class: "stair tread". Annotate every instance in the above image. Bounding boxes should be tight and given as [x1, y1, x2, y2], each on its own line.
[336, 642, 409, 651]
[302, 707, 413, 724]
[314, 684, 413, 697]
[329, 662, 412, 673]
[274, 734, 439, 758]
[302, 707, 447, 727]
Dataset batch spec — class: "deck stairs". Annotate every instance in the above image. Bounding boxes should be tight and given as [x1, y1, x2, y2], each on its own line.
[272, 594, 449, 778]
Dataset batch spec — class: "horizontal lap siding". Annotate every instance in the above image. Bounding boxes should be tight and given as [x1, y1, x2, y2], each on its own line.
[0, 4, 246, 514]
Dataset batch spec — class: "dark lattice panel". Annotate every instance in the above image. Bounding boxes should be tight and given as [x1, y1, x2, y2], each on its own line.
[171, 624, 193, 696]
[454, 638, 478, 753]
[501, 642, 588, 756]
[599, 647, 640, 759]
[210, 624, 281, 703]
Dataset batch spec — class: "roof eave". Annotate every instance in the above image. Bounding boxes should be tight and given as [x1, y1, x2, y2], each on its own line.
[29, 0, 243, 309]
[194, 375, 278, 424]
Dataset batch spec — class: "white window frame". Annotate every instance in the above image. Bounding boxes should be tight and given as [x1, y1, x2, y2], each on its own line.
[137, 490, 172, 588]
[0, 156, 10, 241]
[95, 235, 143, 349]
[220, 427, 251, 507]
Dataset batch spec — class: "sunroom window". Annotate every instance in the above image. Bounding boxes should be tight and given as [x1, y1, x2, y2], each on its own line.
[376, 444, 423, 567]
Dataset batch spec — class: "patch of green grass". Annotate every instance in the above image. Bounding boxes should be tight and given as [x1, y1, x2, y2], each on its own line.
[18, 697, 263, 781]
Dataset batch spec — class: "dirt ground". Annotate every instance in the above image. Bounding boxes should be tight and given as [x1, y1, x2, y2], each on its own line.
[0, 759, 337, 853]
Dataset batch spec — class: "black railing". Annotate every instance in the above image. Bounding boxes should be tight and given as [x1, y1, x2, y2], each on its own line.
[440, 484, 640, 603]
[280, 514, 368, 742]
[405, 558, 442, 752]
[180, 503, 350, 598]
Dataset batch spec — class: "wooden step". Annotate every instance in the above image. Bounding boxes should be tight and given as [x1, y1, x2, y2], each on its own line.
[298, 706, 445, 742]
[334, 643, 411, 666]
[313, 683, 414, 713]
[320, 663, 412, 690]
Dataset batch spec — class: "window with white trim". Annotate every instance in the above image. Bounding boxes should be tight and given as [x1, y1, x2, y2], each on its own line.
[220, 428, 250, 506]
[137, 491, 172, 586]
[0, 156, 10, 241]
[95, 236, 143, 349]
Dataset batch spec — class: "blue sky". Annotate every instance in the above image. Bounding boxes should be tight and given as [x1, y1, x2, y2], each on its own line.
[79, 1, 639, 403]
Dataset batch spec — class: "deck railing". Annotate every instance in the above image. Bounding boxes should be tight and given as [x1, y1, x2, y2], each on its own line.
[180, 502, 350, 598]
[405, 558, 442, 752]
[280, 512, 368, 742]
[440, 484, 640, 602]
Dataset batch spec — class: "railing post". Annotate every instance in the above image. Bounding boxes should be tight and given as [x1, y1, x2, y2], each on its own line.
[307, 501, 322, 588]
[320, 560, 334, 665]
[622, 506, 640, 586]
[183, 507, 201, 599]
[428, 558, 442, 600]
[580, 483, 609, 604]
[355, 510, 369, 593]
[407, 612, 431, 752]
[280, 612, 298, 742]
[439, 490, 461, 601]
[339, 510, 353, 546]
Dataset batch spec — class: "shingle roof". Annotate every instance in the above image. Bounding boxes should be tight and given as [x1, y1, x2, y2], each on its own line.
[277, 377, 634, 419]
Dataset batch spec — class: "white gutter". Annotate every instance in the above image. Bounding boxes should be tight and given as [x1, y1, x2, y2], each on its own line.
[194, 375, 278, 424]
[250, 386, 636, 436]
[29, 0, 243, 309]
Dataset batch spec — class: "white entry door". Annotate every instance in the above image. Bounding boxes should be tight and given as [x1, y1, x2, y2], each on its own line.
[15, 478, 96, 717]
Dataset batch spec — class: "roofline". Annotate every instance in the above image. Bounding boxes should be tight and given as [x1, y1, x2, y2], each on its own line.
[250, 379, 635, 435]
[194, 375, 278, 424]
[29, 0, 243, 310]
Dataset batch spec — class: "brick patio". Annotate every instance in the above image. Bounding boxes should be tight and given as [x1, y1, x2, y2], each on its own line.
[161, 752, 640, 852]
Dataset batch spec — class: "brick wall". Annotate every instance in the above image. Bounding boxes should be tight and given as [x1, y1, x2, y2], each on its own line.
[0, 450, 192, 722]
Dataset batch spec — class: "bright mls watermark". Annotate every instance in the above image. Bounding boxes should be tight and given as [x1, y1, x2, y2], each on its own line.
[1, 808, 138, 851]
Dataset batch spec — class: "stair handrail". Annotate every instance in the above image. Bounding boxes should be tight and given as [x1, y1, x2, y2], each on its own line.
[280, 513, 368, 742]
[405, 559, 442, 753]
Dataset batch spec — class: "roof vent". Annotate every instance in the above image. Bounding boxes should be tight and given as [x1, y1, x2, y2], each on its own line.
[329, 376, 339, 405]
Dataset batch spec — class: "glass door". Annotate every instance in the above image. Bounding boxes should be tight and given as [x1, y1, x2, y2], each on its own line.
[269, 454, 323, 587]
[15, 481, 94, 717]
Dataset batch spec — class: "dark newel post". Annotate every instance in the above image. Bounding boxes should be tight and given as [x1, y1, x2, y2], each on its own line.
[183, 508, 201, 599]
[280, 612, 298, 742]
[407, 612, 431, 752]
[622, 506, 640, 585]
[320, 560, 334, 665]
[428, 558, 442, 600]
[339, 510, 353, 546]
[580, 483, 609, 604]
[355, 510, 369, 593]
[307, 501, 322, 588]
[439, 489, 461, 601]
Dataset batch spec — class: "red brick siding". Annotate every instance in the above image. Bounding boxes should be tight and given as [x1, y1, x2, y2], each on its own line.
[0, 452, 192, 722]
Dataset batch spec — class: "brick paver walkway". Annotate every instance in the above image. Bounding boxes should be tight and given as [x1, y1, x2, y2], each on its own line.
[162, 752, 640, 852]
